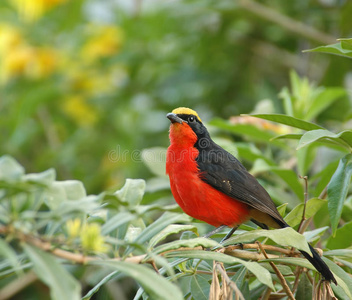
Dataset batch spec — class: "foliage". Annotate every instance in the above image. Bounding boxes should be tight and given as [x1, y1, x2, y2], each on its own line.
[1, 0, 352, 195]
[1, 0, 352, 299]
[2, 74, 352, 298]
[304, 38, 352, 59]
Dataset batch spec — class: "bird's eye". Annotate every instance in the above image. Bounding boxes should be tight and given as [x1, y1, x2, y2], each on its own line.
[189, 116, 195, 123]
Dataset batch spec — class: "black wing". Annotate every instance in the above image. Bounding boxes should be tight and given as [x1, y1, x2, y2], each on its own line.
[196, 142, 286, 226]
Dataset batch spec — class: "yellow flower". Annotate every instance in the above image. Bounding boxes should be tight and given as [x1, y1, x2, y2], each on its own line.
[0, 25, 58, 82]
[2, 46, 34, 80]
[11, 0, 68, 22]
[29, 47, 58, 78]
[66, 218, 82, 238]
[0, 24, 23, 53]
[80, 223, 108, 253]
[82, 25, 124, 62]
[62, 95, 99, 127]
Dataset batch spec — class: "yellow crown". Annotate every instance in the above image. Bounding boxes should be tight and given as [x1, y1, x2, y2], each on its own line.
[172, 107, 202, 122]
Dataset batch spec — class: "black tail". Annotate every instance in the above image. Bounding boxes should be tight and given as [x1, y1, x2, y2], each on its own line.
[300, 244, 337, 285]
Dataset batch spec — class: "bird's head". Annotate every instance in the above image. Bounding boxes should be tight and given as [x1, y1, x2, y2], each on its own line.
[167, 107, 208, 146]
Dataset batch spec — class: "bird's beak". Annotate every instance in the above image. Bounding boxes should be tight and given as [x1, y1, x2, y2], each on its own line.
[167, 113, 184, 124]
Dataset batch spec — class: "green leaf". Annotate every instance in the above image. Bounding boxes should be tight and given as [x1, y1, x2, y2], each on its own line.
[223, 228, 311, 254]
[0, 239, 20, 273]
[44, 180, 87, 209]
[141, 147, 167, 177]
[295, 273, 312, 300]
[165, 250, 274, 290]
[263, 257, 314, 269]
[324, 258, 352, 299]
[271, 133, 303, 141]
[148, 224, 199, 249]
[276, 203, 288, 217]
[304, 39, 352, 59]
[236, 143, 275, 165]
[297, 129, 352, 151]
[23, 245, 81, 300]
[209, 118, 281, 145]
[24, 168, 56, 185]
[324, 249, 352, 257]
[284, 198, 326, 228]
[251, 159, 304, 200]
[0, 155, 25, 180]
[305, 88, 346, 121]
[134, 212, 191, 245]
[115, 178, 146, 206]
[247, 114, 323, 131]
[327, 153, 352, 235]
[82, 271, 118, 300]
[190, 275, 210, 300]
[303, 227, 329, 243]
[326, 221, 352, 249]
[101, 212, 136, 235]
[89, 260, 183, 300]
[150, 237, 221, 255]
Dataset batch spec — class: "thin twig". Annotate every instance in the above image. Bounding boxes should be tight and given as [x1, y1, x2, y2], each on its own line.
[292, 267, 303, 295]
[298, 175, 308, 234]
[238, 0, 336, 44]
[225, 243, 298, 256]
[257, 242, 296, 300]
[319, 186, 328, 200]
[261, 287, 272, 300]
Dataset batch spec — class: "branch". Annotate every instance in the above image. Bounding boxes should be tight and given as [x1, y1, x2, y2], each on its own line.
[257, 242, 296, 300]
[238, 0, 336, 45]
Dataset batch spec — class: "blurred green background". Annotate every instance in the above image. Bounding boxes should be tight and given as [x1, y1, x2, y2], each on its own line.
[1, 0, 352, 194]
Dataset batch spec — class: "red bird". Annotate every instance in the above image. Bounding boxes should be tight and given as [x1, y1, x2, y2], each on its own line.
[166, 107, 336, 284]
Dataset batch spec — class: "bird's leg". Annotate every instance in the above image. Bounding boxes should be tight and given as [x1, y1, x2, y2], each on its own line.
[203, 225, 227, 238]
[220, 225, 239, 244]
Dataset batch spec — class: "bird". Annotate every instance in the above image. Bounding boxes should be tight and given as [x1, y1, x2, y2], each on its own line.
[166, 107, 336, 284]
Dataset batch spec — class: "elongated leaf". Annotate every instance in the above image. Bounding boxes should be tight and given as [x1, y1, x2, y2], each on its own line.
[327, 221, 352, 249]
[324, 249, 352, 257]
[324, 258, 352, 299]
[304, 39, 352, 59]
[247, 114, 323, 131]
[148, 224, 198, 249]
[263, 257, 313, 269]
[101, 212, 136, 235]
[82, 271, 118, 300]
[295, 273, 312, 300]
[124, 212, 191, 256]
[150, 237, 221, 255]
[223, 228, 311, 254]
[327, 153, 352, 235]
[271, 133, 303, 141]
[90, 260, 183, 300]
[165, 249, 274, 290]
[303, 227, 329, 243]
[250, 159, 303, 200]
[297, 129, 352, 150]
[23, 245, 81, 300]
[190, 275, 210, 300]
[305, 88, 346, 121]
[0, 239, 20, 273]
[134, 212, 191, 245]
[284, 198, 326, 227]
[209, 119, 281, 145]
